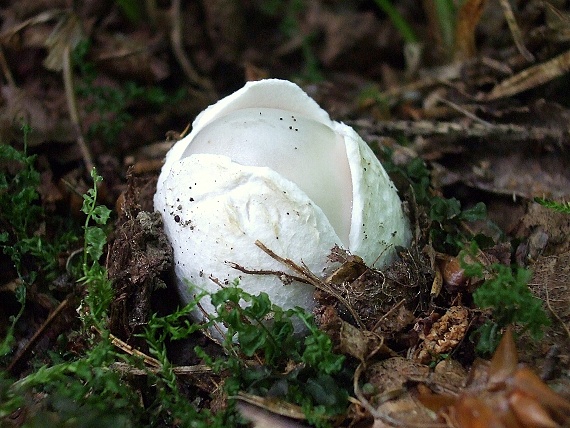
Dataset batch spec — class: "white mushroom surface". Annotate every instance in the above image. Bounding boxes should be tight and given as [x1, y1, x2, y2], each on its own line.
[154, 79, 411, 327]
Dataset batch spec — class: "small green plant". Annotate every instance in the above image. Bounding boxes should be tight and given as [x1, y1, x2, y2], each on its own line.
[429, 196, 488, 253]
[140, 280, 349, 427]
[140, 300, 230, 427]
[0, 131, 77, 359]
[78, 168, 113, 331]
[0, 127, 75, 284]
[139, 280, 349, 427]
[205, 281, 348, 427]
[381, 154, 490, 253]
[534, 197, 570, 214]
[1, 169, 144, 426]
[461, 244, 551, 355]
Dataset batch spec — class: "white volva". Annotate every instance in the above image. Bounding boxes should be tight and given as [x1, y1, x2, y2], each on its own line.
[154, 79, 411, 329]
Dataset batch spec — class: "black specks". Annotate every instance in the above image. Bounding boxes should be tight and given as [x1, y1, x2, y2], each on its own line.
[295, 128, 298, 131]
[280, 117, 283, 120]
[391, 231, 397, 237]
[286, 212, 290, 215]
[259, 111, 262, 115]
[177, 204, 182, 210]
[363, 167, 367, 171]
[174, 215, 181, 223]
[289, 126, 293, 130]
[189, 197, 194, 202]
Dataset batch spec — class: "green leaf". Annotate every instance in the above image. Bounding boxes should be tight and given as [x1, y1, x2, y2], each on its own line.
[239, 325, 269, 357]
[429, 197, 461, 222]
[459, 202, 487, 222]
[472, 263, 550, 354]
[303, 333, 344, 375]
[84, 226, 107, 262]
[91, 205, 111, 225]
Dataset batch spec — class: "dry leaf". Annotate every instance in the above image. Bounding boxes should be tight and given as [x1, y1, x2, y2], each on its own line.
[485, 49, 570, 100]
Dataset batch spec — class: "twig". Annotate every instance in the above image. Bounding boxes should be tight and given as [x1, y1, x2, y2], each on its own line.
[254, 240, 365, 329]
[434, 96, 494, 127]
[8, 298, 70, 374]
[350, 119, 569, 145]
[353, 362, 446, 428]
[228, 262, 309, 285]
[110, 361, 212, 376]
[370, 298, 406, 333]
[170, 0, 215, 94]
[62, 44, 95, 173]
[0, 45, 15, 87]
[107, 331, 162, 369]
[498, 0, 535, 62]
[543, 272, 570, 342]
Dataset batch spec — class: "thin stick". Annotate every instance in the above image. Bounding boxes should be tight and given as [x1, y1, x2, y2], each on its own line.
[254, 240, 365, 329]
[353, 362, 446, 428]
[543, 275, 570, 341]
[499, 0, 534, 62]
[107, 332, 162, 369]
[0, 45, 15, 87]
[170, 0, 215, 93]
[110, 361, 212, 376]
[8, 299, 70, 374]
[434, 96, 494, 127]
[62, 44, 94, 173]
[370, 298, 406, 333]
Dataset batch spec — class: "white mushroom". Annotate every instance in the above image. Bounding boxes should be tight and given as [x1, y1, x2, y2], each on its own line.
[154, 79, 411, 330]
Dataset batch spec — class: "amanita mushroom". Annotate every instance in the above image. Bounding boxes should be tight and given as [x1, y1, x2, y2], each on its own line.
[154, 79, 411, 329]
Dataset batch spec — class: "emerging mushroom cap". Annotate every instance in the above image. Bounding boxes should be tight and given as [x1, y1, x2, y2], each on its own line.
[154, 79, 411, 328]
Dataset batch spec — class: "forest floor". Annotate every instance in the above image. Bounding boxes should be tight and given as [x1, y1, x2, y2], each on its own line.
[1, 1, 569, 427]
